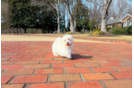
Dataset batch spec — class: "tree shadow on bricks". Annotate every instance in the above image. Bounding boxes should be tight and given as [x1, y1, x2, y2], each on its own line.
[71, 54, 93, 60]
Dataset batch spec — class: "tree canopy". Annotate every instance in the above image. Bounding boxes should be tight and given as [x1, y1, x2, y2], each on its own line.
[1, 0, 132, 33]
[7, 0, 57, 33]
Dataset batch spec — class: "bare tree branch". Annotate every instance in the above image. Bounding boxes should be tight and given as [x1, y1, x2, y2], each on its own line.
[30, 0, 47, 7]
[65, 0, 72, 18]
[106, 0, 112, 13]
[48, 0, 56, 8]
[86, 0, 103, 6]
[52, 9, 57, 17]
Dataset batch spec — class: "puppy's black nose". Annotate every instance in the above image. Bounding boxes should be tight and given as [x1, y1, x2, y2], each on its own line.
[67, 42, 69, 44]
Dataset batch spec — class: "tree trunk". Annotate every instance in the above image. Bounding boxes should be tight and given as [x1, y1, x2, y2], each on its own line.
[73, 18, 77, 32]
[70, 19, 74, 32]
[73, 0, 79, 32]
[101, 0, 107, 32]
[56, 4, 60, 33]
[8, 28, 10, 33]
[101, 11, 107, 32]
[57, 16, 60, 33]
[65, 1, 74, 32]
[86, 0, 112, 32]
[7, 23, 10, 33]
[16, 28, 18, 34]
[24, 28, 27, 33]
[20, 28, 21, 34]
[18, 28, 20, 34]
[33, 29, 36, 34]
[63, 4, 66, 33]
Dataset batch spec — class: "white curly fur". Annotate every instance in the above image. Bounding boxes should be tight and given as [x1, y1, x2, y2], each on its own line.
[52, 34, 74, 59]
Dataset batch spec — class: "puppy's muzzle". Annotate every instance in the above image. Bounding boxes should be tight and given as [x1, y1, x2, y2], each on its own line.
[66, 42, 70, 46]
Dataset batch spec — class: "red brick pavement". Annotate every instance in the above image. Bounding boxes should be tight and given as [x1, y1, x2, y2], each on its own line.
[1, 41, 132, 88]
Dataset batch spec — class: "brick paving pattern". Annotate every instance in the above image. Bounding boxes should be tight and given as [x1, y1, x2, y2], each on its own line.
[1, 41, 132, 88]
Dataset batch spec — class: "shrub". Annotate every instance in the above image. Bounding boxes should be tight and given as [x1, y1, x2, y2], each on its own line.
[27, 28, 36, 33]
[36, 29, 42, 33]
[124, 26, 132, 35]
[107, 28, 112, 31]
[112, 27, 124, 35]
[66, 32, 70, 34]
[27, 28, 32, 33]
[57, 33, 64, 34]
[93, 28, 100, 32]
[93, 28, 112, 32]
[93, 31, 104, 36]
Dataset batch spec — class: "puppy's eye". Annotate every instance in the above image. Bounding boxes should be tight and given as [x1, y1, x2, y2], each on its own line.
[68, 39, 70, 40]
[64, 40, 66, 41]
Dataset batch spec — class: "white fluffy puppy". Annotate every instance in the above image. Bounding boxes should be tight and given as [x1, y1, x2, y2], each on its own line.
[52, 34, 74, 59]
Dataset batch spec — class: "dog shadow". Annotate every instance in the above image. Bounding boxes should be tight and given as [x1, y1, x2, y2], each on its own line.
[71, 54, 93, 60]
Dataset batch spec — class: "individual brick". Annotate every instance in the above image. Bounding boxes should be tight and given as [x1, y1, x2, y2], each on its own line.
[85, 60, 105, 64]
[1, 69, 5, 73]
[102, 80, 132, 88]
[64, 60, 84, 63]
[99, 63, 121, 67]
[111, 72, 132, 79]
[1, 65, 25, 69]
[1, 76, 13, 84]
[26, 83, 64, 88]
[1, 84, 24, 88]
[91, 58, 109, 60]
[72, 58, 91, 60]
[1, 58, 11, 61]
[65, 68, 91, 73]
[1, 61, 16, 65]
[4, 55, 24, 58]
[10, 75, 47, 84]
[108, 58, 125, 60]
[41, 61, 62, 64]
[49, 74, 81, 82]
[76, 63, 99, 68]
[44, 54, 62, 58]
[53, 58, 70, 60]
[34, 69, 63, 74]
[105, 60, 123, 63]
[1, 53, 18, 56]
[52, 64, 75, 68]
[15, 61, 40, 64]
[25, 55, 44, 58]
[82, 73, 114, 80]
[67, 81, 104, 88]
[92, 67, 117, 72]
[10, 58, 32, 61]
[115, 67, 132, 72]
[32, 58, 52, 60]
[24, 64, 50, 69]
[119, 60, 132, 67]
[2, 69, 35, 75]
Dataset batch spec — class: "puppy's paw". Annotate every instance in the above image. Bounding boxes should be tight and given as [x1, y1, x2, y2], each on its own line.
[66, 55, 72, 59]
[53, 53, 58, 56]
[67, 57, 72, 59]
